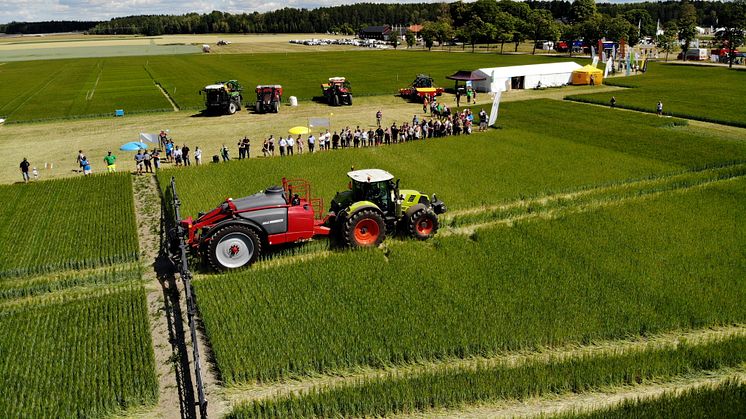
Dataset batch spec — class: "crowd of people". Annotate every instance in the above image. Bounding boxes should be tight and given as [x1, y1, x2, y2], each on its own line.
[18, 105, 492, 183]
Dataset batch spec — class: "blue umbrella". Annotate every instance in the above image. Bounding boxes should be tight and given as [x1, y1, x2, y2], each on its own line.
[120, 141, 149, 151]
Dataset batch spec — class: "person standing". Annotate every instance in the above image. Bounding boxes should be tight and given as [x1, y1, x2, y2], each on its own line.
[610, 96, 616, 108]
[376, 110, 382, 127]
[81, 156, 92, 175]
[20, 158, 31, 183]
[165, 141, 173, 163]
[268, 135, 275, 156]
[134, 149, 145, 174]
[194, 147, 201, 165]
[104, 151, 117, 173]
[159, 130, 168, 149]
[143, 150, 152, 173]
[478, 108, 488, 132]
[455, 90, 461, 107]
[656, 100, 663, 116]
[76, 150, 85, 172]
[182, 144, 191, 166]
[221, 144, 230, 161]
[423, 96, 429, 114]
[308, 134, 315, 153]
[173, 147, 182, 166]
[287, 135, 295, 155]
[279, 136, 287, 156]
[153, 150, 161, 170]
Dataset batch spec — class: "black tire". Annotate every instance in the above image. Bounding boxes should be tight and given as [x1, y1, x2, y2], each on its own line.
[343, 209, 386, 247]
[333, 94, 340, 106]
[255, 102, 261, 113]
[228, 102, 237, 115]
[346, 95, 353, 105]
[408, 208, 439, 240]
[207, 224, 262, 271]
[273, 101, 279, 113]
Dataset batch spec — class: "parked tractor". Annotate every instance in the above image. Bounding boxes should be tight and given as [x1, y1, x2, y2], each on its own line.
[174, 169, 445, 271]
[399, 74, 444, 102]
[327, 169, 446, 247]
[255, 85, 283, 113]
[201, 80, 243, 115]
[321, 77, 352, 106]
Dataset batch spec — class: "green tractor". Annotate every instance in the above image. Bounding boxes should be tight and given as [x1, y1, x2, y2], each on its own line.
[328, 169, 447, 247]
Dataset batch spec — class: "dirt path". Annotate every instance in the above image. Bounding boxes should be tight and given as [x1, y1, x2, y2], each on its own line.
[397, 368, 746, 419]
[221, 324, 746, 408]
[155, 83, 180, 112]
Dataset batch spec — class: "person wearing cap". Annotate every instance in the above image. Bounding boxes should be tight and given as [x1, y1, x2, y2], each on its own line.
[103, 151, 117, 173]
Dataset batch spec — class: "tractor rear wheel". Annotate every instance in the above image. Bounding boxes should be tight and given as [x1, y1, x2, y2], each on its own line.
[408, 208, 439, 240]
[344, 210, 385, 247]
[228, 102, 237, 115]
[207, 224, 262, 271]
[273, 101, 279, 113]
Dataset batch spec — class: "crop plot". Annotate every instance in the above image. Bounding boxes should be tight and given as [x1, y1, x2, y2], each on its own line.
[0, 174, 138, 278]
[195, 177, 746, 384]
[567, 63, 746, 127]
[0, 284, 158, 418]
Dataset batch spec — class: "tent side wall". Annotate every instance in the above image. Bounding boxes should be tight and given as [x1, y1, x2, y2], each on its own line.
[524, 72, 574, 89]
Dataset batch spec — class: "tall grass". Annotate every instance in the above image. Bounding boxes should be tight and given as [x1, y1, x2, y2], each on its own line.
[0, 285, 158, 417]
[195, 177, 746, 384]
[228, 336, 746, 418]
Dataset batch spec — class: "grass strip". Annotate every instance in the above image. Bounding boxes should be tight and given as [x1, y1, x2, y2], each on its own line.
[228, 335, 746, 418]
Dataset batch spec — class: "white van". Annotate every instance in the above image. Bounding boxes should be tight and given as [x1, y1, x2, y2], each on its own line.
[684, 48, 708, 61]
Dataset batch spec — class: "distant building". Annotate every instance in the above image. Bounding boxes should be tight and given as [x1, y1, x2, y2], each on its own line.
[359, 25, 391, 40]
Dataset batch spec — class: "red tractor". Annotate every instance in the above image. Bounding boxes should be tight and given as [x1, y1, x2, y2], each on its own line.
[321, 77, 352, 106]
[255, 85, 283, 113]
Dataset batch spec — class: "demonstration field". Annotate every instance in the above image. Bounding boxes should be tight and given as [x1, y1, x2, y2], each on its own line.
[0, 50, 564, 122]
[568, 62, 746, 127]
[0, 174, 138, 277]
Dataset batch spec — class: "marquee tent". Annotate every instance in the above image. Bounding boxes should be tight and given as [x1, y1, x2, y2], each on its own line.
[472, 62, 583, 92]
[571, 65, 604, 85]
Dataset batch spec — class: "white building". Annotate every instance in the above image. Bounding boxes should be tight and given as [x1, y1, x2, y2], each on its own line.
[472, 62, 583, 93]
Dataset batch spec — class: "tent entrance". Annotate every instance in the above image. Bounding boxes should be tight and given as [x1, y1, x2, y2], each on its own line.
[511, 76, 525, 90]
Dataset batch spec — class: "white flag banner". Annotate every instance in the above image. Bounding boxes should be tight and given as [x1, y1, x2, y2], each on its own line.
[139, 133, 158, 143]
[604, 56, 613, 77]
[591, 56, 599, 67]
[487, 90, 501, 126]
[308, 117, 330, 128]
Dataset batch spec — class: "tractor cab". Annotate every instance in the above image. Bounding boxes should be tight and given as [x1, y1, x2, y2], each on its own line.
[324, 77, 350, 92]
[412, 74, 435, 88]
[201, 80, 243, 114]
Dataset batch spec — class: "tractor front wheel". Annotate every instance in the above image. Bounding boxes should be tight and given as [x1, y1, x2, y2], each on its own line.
[228, 102, 238, 115]
[408, 208, 439, 240]
[344, 210, 385, 247]
[273, 101, 280, 113]
[207, 224, 262, 271]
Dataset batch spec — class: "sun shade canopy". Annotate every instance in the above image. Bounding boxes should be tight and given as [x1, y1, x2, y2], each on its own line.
[446, 70, 487, 81]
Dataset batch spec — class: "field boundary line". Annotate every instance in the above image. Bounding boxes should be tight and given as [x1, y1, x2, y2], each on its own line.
[220, 324, 746, 406]
[396, 368, 746, 419]
[86, 64, 103, 101]
[143, 63, 180, 111]
[440, 174, 745, 237]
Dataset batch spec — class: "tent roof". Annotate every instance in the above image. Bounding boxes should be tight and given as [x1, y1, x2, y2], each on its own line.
[446, 70, 487, 81]
[573, 64, 603, 74]
[476, 62, 583, 79]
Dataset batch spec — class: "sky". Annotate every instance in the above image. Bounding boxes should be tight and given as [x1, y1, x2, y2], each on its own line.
[0, 0, 647, 24]
[0, 0, 440, 24]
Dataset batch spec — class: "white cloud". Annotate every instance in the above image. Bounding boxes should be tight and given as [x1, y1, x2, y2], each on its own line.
[1, 0, 437, 23]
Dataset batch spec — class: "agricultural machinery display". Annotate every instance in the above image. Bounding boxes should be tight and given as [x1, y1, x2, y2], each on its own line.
[399, 74, 444, 102]
[321, 77, 352, 106]
[172, 169, 446, 271]
[254, 85, 283, 113]
[200, 80, 243, 115]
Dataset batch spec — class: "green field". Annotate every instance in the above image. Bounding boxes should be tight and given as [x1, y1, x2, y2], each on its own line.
[195, 176, 746, 384]
[161, 99, 746, 219]
[0, 174, 139, 277]
[0, 51, 564, 121]
[0, 284, 158, 417]
[568, 63, 746, 127]
[564, 379, 746, 419]
[229, 336, 746, 418]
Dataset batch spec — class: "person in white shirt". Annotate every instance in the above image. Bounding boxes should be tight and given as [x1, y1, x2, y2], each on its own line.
[194, 147, 202, 165]
[361, 130, 369, 147]
[308, 134, 316, 153]
[287, 136, 295, 155]
[279, 136, 288, 156]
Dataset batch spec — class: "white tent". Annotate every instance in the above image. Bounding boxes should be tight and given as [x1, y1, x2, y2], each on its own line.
[472, 62, 583, 93]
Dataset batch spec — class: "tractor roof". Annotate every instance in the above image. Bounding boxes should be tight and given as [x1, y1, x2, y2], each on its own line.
[204, 83, 225, 90]
[329, 77, 346, 83]
[347, 169, 394, 183]
[256, 85, 282, 89]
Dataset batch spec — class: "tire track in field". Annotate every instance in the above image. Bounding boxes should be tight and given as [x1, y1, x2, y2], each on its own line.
[220, 324, 746, 407]
[85, 63, 103, 101]
[2, 63, 68, 118]
[397, 369, 746, 419]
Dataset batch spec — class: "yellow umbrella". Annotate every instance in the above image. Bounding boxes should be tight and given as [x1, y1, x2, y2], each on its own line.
[288, 126, 310, 135]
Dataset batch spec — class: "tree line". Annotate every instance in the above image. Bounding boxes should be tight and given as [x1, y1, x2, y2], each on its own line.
[2, 20, 99, 34]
